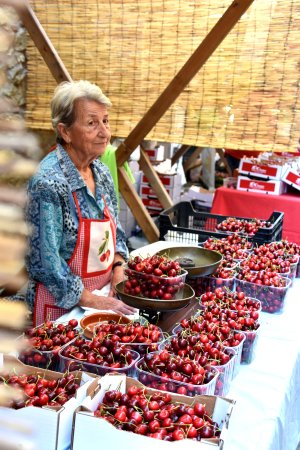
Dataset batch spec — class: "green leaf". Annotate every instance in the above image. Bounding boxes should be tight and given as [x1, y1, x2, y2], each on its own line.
[98, 241, 106, 255]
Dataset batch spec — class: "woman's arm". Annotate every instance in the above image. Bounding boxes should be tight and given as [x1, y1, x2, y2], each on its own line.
[25, 181, 83, 309]
[108, 254, 125, 296]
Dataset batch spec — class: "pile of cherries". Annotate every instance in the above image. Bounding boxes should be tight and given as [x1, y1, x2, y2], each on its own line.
[239, 253, 291, 275]
[253, 241, 300, 281]
[236, 268, 289, 287]
[200, 288, 261, 319]
[94, 386, 221, 441]
[60, 335, 138, 375]
[175, 287, 260, 365]
[1, 371, 80, 409]
[94, 321, 163, 355]
[253, 242, 299, 266]
[265, 240, 300, 257]
[216, 217, 272, 235]
[124, 255, 185, 300]
[203, 235, 251, 260]
[163, 329, 234, 396]
[136, 350, 217, 396]
[19, 319, 79, 370]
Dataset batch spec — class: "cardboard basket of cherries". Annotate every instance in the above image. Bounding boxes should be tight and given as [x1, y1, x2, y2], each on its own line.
[93, 385, 223, 442]
[0, 355, 89, 409]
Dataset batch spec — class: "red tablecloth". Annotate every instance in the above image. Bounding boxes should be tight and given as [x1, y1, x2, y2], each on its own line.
[211, 186, 300, 244]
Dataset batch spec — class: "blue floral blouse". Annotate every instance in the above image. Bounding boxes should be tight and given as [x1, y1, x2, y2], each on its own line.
[25, 144, 128, 311]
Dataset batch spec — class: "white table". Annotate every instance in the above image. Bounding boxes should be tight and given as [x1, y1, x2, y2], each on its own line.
[224, 278, 300, 450]
[131, 241, 300, 450]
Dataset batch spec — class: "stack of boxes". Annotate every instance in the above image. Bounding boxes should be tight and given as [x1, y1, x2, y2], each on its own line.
[139, 147, 183, 215]
[237, 154, 300, 196]
[119, 146, 184, 235]
[139, 172, 182, 216]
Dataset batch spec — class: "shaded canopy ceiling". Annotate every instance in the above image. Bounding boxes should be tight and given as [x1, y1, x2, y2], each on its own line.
[26, 0, 300, 152]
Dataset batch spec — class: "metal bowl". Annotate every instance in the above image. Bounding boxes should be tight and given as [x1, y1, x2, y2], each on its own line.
[154, 246, 223, 277]
[115, 282, 195, 312]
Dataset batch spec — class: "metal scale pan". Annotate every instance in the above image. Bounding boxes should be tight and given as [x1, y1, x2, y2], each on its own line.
[154, 246, 223, 277]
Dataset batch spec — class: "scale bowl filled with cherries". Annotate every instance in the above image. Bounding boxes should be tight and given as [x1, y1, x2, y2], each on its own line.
[116, 247, 222, 317]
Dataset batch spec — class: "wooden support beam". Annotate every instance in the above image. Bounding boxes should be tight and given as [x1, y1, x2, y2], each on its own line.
[19, 4, 72, 83]
[116, 0, 255, 167]
[118, 166, 159, 242]
[139, 149, 173, 210]
[171, 144, 191, 166]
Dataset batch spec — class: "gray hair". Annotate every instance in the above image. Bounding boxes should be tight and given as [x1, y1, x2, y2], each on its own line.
[51, 80, 112, 144]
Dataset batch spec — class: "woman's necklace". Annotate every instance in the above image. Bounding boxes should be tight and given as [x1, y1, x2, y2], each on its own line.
[81, 168, 93, 181]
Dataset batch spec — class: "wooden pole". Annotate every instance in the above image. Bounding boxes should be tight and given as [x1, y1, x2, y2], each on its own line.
[116, 0, 256, 167]
[19, 3, 72, 83]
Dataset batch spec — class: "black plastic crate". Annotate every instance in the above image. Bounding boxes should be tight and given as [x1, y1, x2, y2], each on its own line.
[159, 201, 284, 245]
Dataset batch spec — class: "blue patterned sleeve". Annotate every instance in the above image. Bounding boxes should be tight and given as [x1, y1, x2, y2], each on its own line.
[25, 179, 83, 309]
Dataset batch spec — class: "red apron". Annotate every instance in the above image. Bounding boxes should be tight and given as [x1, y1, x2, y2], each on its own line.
[33, 192, 116, 326]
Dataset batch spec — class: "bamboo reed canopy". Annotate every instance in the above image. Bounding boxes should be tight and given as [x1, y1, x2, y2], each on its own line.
[25, 0, 300, 152]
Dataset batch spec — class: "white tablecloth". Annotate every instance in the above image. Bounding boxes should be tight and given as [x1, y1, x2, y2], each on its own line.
[131, 241, 300, 450]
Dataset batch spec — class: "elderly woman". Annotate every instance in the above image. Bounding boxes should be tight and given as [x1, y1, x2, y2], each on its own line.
[25, 80, 136, 326]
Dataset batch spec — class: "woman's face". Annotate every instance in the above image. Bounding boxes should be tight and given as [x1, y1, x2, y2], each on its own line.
[66, 98, 111, 160]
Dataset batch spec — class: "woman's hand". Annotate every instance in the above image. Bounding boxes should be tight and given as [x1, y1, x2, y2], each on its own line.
[79, 289, 137, 316]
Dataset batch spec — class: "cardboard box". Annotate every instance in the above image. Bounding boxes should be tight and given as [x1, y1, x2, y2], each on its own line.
[141, 173, 182, 188]
[0, 355, 97, 450]
[281, 167, 300, 192]
[141, 197, 164, 210]
[238, 158, 286, 180]
[143, 148, 165, 162]
[140, 184, 181, 200]
[237, 175, 287, 196]
[72, 373, 235, 450]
